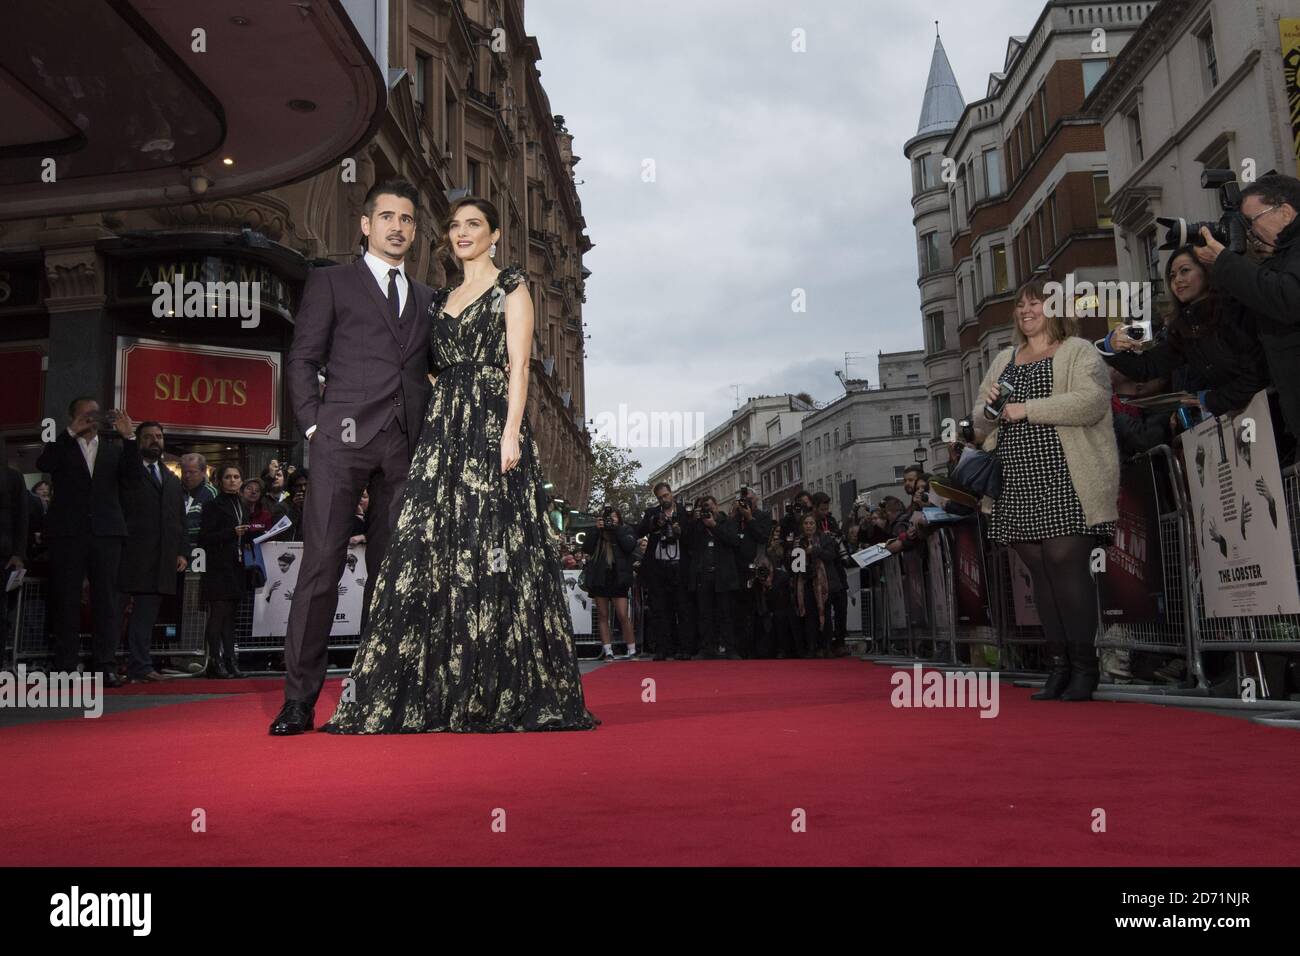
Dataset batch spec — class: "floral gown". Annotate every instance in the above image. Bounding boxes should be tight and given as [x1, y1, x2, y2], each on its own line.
[322, 265, 600, 733]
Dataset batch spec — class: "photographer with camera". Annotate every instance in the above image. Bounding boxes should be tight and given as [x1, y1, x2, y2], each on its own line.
[1189, 173, 1300, 457]
[973, 276, 1118, 702]
[731, 486, 773, 659]
[635, 482, 694, 661]
[1099, 245, 1269, 435]
[581, 506, 638, 660]
[779, 489, 814, 543]
[810, 492, 854, 657]
[684, 495, 742, 659]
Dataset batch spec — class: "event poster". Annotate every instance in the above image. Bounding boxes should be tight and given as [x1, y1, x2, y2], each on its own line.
[1007, 548, 1040, 627]
[949, 519, 989, 626]
[252, 542, 368, 637]
[1098, 458, 1165, 623]
[562, 570, 593, 635]
[1182, 391, 1299, 617]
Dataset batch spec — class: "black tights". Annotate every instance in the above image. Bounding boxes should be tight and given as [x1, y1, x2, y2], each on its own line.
[1012, 535, 1099, 650]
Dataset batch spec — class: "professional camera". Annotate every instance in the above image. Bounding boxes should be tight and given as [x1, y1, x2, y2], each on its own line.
[1157, 168, 1247, 255]
[957, 417, 975, 444]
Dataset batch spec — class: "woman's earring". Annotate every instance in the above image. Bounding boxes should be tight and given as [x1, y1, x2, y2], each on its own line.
[489, 242, 497, 258]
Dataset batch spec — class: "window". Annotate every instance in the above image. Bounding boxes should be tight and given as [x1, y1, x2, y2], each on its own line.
[1049, 192, 1060, 245]
[1082, 59, 1108, 98]
[907, 413, 922, 434]
[414, 52, 431, 120]
[1036, 208, 1047, 260]
[932, 393, 952, 432]
[468, 159, 482, 194]
[926, 310, 946, 351]
[1094, 173, 1113, 228]
[893, 465, 906, 480]
[1027, 108, 1036, 153]
[815, 437, 821, 455]
[1038, 88, 1048, 138]
[890, 415, 904, 436]
[833, 428, 839, 447]
[1016, 125, 1025, 171]
[906, 373, 920, 384]
[974, 250, 985, 303]
[846, 421, 852, 440]
[913, 152, 939, 191]
[835, 472, 843, 488]
[956, 275, 966, 322]
[793, 459, 801, 479]
[1197, 21, 1219, 89]
[919, 232, 941, 274]
[1140, 227, 1162, 297]
[991, 244, 1009, 293]
[1127, 105, 1143, 163]
[983, 149, 1002, 196]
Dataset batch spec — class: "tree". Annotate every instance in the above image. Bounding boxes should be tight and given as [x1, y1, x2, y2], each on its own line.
[588, 437, 648, 517]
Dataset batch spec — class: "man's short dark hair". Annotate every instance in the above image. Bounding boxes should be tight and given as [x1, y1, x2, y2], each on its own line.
[795, 489, 813, 503]
[137, 420, 163, 435]
[903, 464, 924, 476]
[362, 178, 419, 217]
[289, 469, 309, 490]
[653, 481, 671, 495]
[67, 396, 97, 418]
[811, 491, 831, 507]
[1240, 174, 1300, 213]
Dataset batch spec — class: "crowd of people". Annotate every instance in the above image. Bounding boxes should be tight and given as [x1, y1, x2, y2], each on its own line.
[5, 399, 362, 686]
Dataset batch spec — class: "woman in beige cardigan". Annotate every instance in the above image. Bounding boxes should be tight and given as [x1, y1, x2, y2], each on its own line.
[975, 277, 1119, 701]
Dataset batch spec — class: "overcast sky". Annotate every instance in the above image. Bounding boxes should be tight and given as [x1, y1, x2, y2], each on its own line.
[523, 0, 1035, 478]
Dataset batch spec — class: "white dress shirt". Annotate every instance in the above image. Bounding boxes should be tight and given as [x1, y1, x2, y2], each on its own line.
[363, 251, 408, 315]
[68, 428, 98, 475]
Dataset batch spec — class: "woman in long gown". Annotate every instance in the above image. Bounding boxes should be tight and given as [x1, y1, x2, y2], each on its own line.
[322, 195, 599, 733]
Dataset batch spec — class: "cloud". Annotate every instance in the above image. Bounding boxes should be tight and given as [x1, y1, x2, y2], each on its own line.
[524, 0, 1039, 479]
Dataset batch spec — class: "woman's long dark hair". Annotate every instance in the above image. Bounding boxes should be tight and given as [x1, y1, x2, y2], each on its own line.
[1162, 245, 1218, 341]
[433, 195, 501, 284]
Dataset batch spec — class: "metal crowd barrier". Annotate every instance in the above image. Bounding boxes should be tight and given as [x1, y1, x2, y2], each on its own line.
[854, 443, 1300, 706]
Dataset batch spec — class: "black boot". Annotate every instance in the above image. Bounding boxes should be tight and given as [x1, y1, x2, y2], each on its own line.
[1031, 650, 1071, 700]
[204, 655, 232, 679]
[1060, 643, 1100, 701]
[224, 656, 246, 679]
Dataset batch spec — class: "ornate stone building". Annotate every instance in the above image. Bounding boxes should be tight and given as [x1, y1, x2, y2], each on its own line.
[0, 0, 593, 506]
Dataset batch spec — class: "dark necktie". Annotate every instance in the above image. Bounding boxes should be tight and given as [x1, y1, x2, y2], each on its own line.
[150, 462, 161, 487]
[387, 268, 401, 322]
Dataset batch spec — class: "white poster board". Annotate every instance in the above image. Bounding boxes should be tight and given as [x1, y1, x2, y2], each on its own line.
[1181, 390, 1300, 618]
[252, 541, 368, 637]
[844, 567, 862, 634]
[563, 569, 593, 635]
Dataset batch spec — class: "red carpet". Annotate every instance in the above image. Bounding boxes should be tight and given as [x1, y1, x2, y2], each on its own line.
[3, 661, 1298, 866]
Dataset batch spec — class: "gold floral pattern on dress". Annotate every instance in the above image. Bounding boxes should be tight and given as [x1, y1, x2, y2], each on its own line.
[321, 265, 600, 733]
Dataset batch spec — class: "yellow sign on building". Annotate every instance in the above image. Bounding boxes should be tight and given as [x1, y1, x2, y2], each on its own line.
[1282, 19, 1300, 176]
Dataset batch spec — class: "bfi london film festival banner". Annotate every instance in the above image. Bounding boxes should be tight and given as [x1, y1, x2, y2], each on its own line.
[1182, 390, 1300, 618]
[252, 542, 368, 637]
[1098, 459, 1166, 624]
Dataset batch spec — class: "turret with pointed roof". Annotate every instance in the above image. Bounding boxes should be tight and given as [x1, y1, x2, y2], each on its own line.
[915, 33, 965, 139]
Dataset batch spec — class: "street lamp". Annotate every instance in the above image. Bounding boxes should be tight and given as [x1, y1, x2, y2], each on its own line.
[913, 444, 928, 468]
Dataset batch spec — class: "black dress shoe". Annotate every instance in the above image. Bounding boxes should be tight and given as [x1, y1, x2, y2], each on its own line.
[224, 657, 247, 679]
[101, 671, 123, 689]
[269, 700, 314, 736]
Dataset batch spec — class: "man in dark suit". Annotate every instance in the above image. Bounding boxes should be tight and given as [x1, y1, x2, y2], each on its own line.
[730, 486, 773, 659]
[635, 482, 695, 661]
[36, 397, 142, 685]
[119, 422, 188, 683]
[272, 178, 435, 735]
[684, 496, 742, 659]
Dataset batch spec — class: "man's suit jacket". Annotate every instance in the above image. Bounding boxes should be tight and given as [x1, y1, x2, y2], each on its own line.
[287, 257, 435, 449]
[120, 462, 187, 595]
[0, 466, 29, 563]
[36, 431, 143, 538]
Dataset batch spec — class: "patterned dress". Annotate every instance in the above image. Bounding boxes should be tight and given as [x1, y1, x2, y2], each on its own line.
[989, 355, 1115, 544]
[321, 265, 600, 733]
